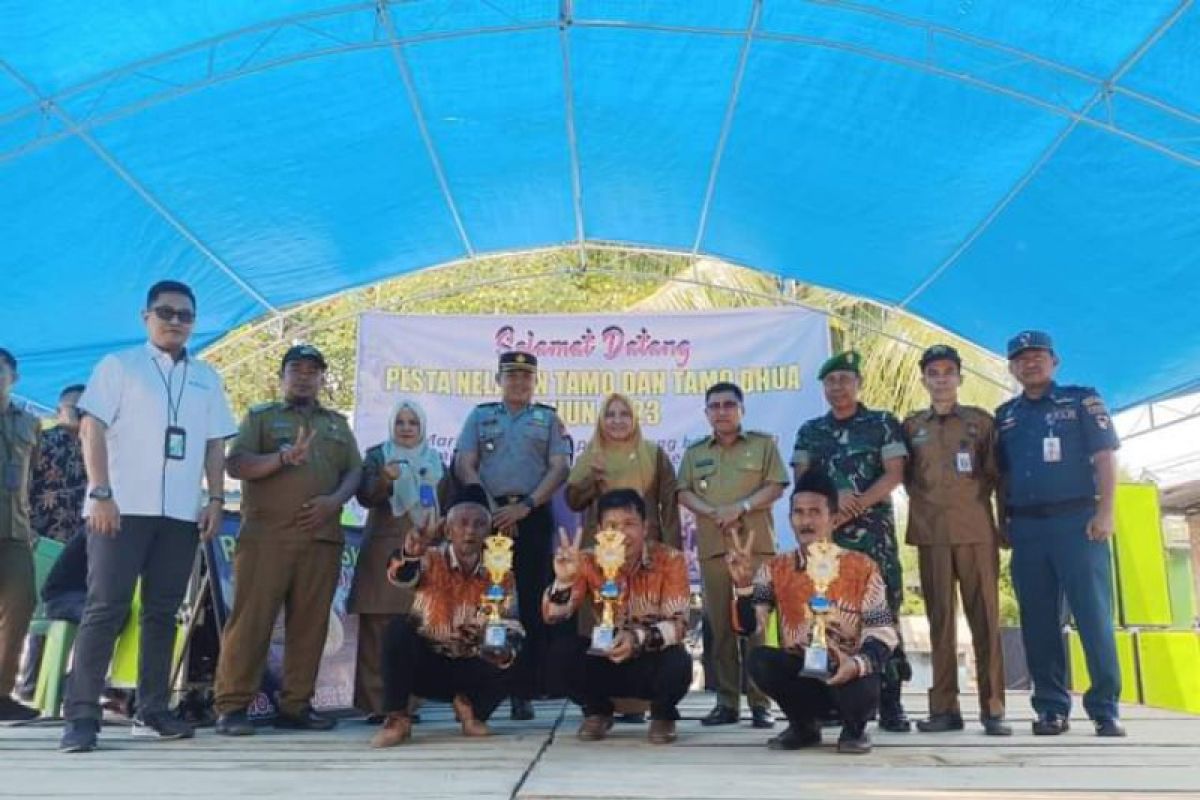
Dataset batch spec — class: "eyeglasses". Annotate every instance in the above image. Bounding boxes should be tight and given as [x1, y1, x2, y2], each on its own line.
[705, 400, 740, 412]
[152, 305, 195, 324]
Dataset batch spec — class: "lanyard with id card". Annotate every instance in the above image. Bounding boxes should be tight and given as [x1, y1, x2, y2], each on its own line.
[153, 357, 189, 462]
[955, 449, 973, 474]
[1043, 434, 1062, 463]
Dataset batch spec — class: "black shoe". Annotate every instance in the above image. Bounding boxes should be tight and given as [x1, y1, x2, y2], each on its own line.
[837, 727, 873, 755]
[700, 705, 739, 726]
[364, 713, 385, 726]
[215, 710, 256, 736]
[878, 705, 912, 733]
[274, 706, 337, 731]
[131, 711, 194, 740]
[510, 698, 535, 721]
[916, 712, 964, 733]
[0, 696, 38, 722]
[767, 723, 821, 750]
[1032, 712, 1070, 735]
[615, 712, 646, 724]
[59, 718, 100, 753]
[750, 706, 776, 729]
[983, 716, 1013, 736]
[1094, 718, 1126, 738]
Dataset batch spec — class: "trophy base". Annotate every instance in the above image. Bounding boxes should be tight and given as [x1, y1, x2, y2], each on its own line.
[799, 646, 832, 681]
[587, 625, 616, 656]
[483, 624, 508, 650]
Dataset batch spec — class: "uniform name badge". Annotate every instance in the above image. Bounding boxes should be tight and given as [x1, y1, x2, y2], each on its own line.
[1042, 436, 1062, 463]
[955, 451, 973, 474]
[589, 528, 627, 655]
[164, 426, 187, 461]
[800, 541, 840, 681]
[3, 461, 20, 491]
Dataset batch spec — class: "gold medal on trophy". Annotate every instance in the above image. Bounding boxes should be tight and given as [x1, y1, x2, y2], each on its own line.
[588, 527, 627, 655]
[480, 534, 515, 654]
[801, 540, 840, 680]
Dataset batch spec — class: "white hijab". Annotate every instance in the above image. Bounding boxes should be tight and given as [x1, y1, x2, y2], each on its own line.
[380, 399, 444, 525]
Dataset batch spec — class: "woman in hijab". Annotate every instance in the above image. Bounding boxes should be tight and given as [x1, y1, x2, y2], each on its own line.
[566, 392, 680, 548]
[351, 399, 447, 721]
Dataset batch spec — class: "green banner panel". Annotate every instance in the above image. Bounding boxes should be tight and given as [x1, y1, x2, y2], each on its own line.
[1114, 484, 1172, 626]
[1137, 631, 1200, 714]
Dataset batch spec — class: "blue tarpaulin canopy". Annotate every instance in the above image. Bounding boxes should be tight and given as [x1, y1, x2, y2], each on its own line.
[2, 1, 1198, 409]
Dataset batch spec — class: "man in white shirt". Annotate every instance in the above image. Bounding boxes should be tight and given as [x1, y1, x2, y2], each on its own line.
[60, 280, 237, 754]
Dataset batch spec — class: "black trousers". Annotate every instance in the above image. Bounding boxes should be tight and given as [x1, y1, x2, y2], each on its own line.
[381, 618, 511, 722]
[510, 503, 555, 699]
[747, 646, 880, 735]
[547, 635, 691, 720]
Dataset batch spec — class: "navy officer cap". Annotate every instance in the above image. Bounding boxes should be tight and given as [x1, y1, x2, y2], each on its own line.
[1006, 330, 1054, 360]
[498, 350, 537, 372]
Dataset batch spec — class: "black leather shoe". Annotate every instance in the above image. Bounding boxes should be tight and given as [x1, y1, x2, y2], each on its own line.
[0, 696, 38, 722]
[215, 710, 256, 736]
[1032, 712, 1070, 735]
[878, 704, 912, 733]
[916, 712, 964, 733]
[1094, 718, 1126, 738]
[274, 706, 337, 731]
[767, 723, 820, 750]
[510, 698, 535, 721]
[837, 727, 873, 754]
[983, 716, 1013, 736]
[700, 705, 739, 726]
[751, 706, 776, 729]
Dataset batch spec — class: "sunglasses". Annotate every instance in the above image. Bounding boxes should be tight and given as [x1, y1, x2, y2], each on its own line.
[151, 305, 196, 325]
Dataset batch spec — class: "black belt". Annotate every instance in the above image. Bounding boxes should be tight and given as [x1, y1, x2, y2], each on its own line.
[1008, 498, 1095, 519]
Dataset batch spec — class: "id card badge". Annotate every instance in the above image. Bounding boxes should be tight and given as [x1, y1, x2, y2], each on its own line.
[165, 426, 187, 461]
[419, 483, 436, 508]
[1042, 436, 1062, 463]
[3, 461, 20, 491]
[955, 451, 973, 474]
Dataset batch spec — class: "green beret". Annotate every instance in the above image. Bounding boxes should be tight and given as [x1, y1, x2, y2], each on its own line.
[818, 350, 862, 380]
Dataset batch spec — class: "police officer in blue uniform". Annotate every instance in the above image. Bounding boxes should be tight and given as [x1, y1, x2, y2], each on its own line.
[456, 351, 571, 720]
[995, 331, 1124, 738]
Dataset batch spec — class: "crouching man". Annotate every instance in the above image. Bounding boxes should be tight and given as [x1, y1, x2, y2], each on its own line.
[544, 489, 692, 745]
[371, 491, 522, 747]
[733, 470, 899, 755]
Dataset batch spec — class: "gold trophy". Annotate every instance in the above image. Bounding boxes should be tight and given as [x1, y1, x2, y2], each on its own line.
[588, 527, 627, 655]
[801, 540, 840, 680]
[480, 534, 515, 655]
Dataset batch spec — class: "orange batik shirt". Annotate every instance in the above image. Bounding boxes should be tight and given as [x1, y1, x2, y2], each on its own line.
[388, 545, 520, 660]
[543, 541, 690, 652]
[735, 544, 899, 674]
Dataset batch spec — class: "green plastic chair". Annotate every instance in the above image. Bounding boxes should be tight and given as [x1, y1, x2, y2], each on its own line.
[33, 619, 77, 717]
[28, 537, 65, 637]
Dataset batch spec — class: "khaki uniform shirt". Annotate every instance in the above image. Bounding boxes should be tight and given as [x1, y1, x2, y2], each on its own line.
[0, 402, 40, 543]
[901, 405, 999, 546]
[231, 401, 362, 544]
[677, 430, 788, 559]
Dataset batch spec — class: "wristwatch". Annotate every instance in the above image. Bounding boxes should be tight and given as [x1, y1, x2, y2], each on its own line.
[740, 500, 752, 515]
[88, 486, 113, 501]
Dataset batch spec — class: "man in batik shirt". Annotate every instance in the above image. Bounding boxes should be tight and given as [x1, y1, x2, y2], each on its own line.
[733, 470, 899, 755]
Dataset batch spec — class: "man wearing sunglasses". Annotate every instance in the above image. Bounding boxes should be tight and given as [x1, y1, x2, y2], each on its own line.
[60, 280, 238, 753]
[678, 382, 788, 729]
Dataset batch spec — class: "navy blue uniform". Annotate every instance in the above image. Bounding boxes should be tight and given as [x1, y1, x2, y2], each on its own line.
[996, 382, 1120, 721]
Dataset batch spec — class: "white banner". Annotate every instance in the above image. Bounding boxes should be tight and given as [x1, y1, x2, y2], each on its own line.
[353, 309, 830, 573]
